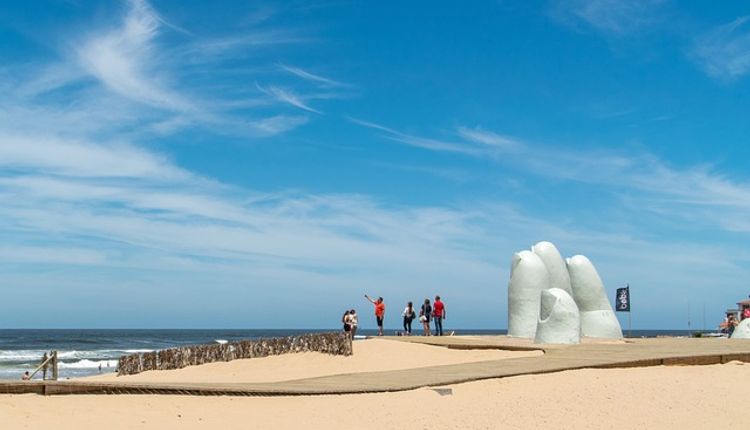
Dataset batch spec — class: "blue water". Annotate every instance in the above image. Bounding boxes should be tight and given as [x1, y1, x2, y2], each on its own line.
[0, 328, 698, 380]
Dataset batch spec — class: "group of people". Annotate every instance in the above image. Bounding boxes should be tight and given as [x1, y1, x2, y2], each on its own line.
[353, 294, 446, 337]
[342, 309, 359, 338]
[401, 296, 447, 336]
[721, 304, 750, 337]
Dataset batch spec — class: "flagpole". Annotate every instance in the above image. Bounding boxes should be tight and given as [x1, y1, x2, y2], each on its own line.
[627, 284, 632, 338]
[628, 312, 631, 338]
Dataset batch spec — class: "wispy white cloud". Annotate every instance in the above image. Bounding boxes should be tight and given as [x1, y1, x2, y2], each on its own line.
[279, 63, 346, 87]
[5, 0, 321, 140]
[353, 118, 750, 242]
[456, 127, 522, 149]
[75, 0, 193, 111]
[257, 84, 322, 114]
[248, 114, 310, 135]
[550, 0, 664, 36]
[692, 16, 750, 81]
[348, 118, 484, 156]
[0, 245, 108, 266]
[0, 133, 186, 179]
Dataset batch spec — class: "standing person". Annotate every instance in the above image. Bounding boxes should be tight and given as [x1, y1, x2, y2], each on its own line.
[402, 301, 416, 335]
[342, 310, 352, 336]
[420, 298, 432, 336]
[349, 309, 359, 338]
[433, 295, 446, 336]
[365, 294, 386, 336]
[728, 313, 738, 337]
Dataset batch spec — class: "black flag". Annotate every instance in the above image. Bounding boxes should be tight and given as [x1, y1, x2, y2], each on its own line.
[615, 286, 630, 312]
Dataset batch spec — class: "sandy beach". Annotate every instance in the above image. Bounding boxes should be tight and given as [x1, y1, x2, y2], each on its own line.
[2, 361, 745, 429]
[88, 337, 542, 384]
[0, 337, 745, 429]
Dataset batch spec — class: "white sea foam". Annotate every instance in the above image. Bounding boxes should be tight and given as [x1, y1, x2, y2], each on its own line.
[57, 359, 119, 369]
[0, 349, 144, 364]
[0, 350, 47, 362]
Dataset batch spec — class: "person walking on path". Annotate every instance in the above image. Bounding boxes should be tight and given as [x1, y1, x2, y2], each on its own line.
[433, 295, 446, 336]
[402, 301, 416, 335]
[420, 298, 432, 336]
[365, 294, 386, 336]
[349, 309, 359, 338]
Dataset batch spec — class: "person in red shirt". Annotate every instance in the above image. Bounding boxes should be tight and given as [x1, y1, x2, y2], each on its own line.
[433, 295, 446, 336]
[365, 294, 386, 336]
[742, 305, 750, 321]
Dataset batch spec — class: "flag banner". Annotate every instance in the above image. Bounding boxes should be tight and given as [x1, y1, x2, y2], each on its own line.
[616, 286, 630, 312]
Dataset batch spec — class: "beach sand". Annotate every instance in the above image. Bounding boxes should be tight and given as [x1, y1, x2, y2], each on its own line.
[1, 338, 743, 429]
[88, 337, 542, 383]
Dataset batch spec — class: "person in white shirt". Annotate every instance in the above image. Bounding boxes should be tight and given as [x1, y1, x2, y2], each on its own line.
[402, 301, 416, 335]
[349, 309, 358, 338]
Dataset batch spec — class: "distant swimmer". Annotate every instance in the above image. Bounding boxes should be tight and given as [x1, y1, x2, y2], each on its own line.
[365, 294, 386, 336]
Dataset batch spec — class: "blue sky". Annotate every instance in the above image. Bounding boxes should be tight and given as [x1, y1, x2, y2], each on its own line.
[1, 0, 749, 329]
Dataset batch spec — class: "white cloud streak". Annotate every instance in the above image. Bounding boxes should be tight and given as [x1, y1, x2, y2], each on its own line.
[0, 133, 186, 179]
[279, 63, 346, 87]
[76, 0, 193, 111]
[257, 84, 322, 114]
[353, 118, 750, 241]
[456, 127, 521, 149]
[348, 118, 486, 156]
[8, 0, 324, 139]
[550, 0, 664, 36]
[692, 16, 750, 81]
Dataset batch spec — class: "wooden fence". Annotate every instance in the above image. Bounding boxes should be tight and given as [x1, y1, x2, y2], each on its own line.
[117, 332, 353, 376]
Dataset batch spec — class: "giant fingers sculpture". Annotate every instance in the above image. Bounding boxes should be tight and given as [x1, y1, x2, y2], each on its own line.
[731, 319, 750, 339]
[532, 241, 573, 295]
[567, 255, 623, 340]
[507, 250, 550, 338]
[507, 242, 623, 344]
[534, 288, 581, 345]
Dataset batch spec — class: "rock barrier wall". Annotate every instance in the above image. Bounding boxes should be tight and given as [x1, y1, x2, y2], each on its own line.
[117, 332, 353, 376]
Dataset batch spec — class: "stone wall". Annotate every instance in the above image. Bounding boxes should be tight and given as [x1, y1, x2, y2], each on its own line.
[117, 332, 353, 376]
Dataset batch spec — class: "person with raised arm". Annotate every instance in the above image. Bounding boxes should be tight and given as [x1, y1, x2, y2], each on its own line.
[365, 294, 386, 336]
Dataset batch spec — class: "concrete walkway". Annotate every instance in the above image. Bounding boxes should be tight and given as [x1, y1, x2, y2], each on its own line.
[3, 337, 750, 396]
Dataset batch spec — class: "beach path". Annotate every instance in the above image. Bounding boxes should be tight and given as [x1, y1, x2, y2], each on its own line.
[2, 336, 750, 396]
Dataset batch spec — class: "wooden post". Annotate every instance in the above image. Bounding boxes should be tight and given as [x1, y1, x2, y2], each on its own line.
[41, 352, 48, 380]
[51, 351, 58, 381]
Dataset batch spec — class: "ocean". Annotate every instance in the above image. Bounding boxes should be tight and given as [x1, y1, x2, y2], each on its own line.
[0, 328, 695, 380]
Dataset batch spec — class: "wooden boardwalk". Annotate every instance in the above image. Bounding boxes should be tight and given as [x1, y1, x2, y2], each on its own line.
[3, 337, 750, 396]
